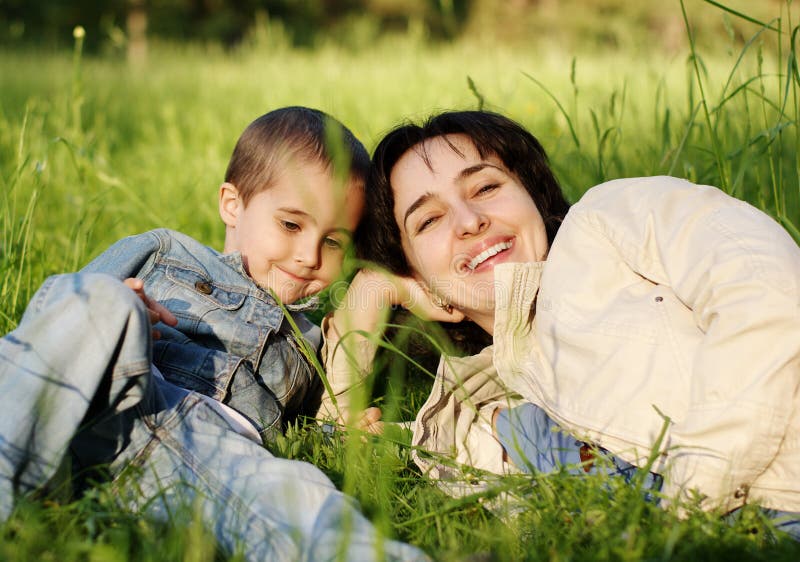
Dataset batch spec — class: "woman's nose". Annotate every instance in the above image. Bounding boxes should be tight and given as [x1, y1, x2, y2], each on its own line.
[454, 202, 488, 238]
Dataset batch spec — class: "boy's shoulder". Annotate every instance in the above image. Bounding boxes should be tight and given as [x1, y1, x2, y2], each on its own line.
[145, 228, 212, 253]
[99, 228, 211, 257]
[90, 228, 236, 284]
[145, 229, 248, 281]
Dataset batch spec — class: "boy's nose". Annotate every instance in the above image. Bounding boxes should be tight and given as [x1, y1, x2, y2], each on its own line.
[294, 244, 321, 270]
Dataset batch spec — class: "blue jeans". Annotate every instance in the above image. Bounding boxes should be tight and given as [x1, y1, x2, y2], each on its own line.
[0, 273, 427, 561]
[496, 402, 800, 541]
[495, 402, 662, 491]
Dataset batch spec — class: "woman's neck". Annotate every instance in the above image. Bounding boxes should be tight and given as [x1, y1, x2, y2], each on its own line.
[466, 309, 495, 336]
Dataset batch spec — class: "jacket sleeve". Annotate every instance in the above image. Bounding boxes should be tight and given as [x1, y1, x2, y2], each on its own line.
[315, 313, 378, 423]
[80, 231, 162, 279]
[579, 176, 800, 511]
[411, 347, 519, 479]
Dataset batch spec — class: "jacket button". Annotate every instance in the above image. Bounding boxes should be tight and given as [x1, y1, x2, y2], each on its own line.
[195, 280, 213, 294]
[733, 484, 749, 499]
[655, 296, 663, 302]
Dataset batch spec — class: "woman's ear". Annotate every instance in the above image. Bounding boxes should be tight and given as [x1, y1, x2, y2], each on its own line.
[218, 182, 241, 227]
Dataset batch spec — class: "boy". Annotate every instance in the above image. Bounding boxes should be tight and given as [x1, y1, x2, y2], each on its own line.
[0, 107, 427, 561]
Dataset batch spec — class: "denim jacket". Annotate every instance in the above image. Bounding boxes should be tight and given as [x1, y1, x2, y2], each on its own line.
[82, 229, 322, 441]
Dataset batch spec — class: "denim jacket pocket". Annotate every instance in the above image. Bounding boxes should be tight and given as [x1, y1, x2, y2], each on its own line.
[164, 265, 247, 311]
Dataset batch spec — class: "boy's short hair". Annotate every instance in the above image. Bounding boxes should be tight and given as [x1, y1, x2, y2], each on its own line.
[224, 106, 370, 206]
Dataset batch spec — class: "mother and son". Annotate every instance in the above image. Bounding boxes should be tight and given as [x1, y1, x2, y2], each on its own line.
[1, 105, 798, 560]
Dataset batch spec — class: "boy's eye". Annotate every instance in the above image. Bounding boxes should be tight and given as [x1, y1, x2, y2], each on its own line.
[323, 237, 343, 250]
[281, 220, 300, 232]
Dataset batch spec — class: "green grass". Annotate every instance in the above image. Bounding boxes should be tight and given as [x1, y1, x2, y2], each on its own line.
[1, 1, 800, 560]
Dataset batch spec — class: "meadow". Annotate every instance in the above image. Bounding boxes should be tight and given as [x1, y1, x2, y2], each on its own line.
[1, 0, 800, 560]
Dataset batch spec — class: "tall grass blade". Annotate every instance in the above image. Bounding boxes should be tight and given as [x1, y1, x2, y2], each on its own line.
[522, 71, 581, 149]
[702, 0, 780, 31]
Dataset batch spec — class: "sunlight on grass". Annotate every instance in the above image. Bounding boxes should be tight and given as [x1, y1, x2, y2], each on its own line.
[1, 1, 799, 560]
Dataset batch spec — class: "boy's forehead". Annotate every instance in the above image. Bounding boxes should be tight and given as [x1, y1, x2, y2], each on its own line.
[277, 156, 359, 195]
[272, 158, 364, 227]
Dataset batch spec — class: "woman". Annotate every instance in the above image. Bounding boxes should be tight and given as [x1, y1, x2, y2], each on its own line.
[320, 110, 800, 535]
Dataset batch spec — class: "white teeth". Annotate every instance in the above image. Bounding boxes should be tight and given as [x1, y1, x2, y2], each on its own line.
[468, 241, 512, 270]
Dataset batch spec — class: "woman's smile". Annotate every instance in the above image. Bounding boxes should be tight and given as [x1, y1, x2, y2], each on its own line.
[463, 237, 515, 273]
[391, 134, 548, 332]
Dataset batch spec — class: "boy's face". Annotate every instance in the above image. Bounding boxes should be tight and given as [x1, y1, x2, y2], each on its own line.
[220, 158, 364, 303]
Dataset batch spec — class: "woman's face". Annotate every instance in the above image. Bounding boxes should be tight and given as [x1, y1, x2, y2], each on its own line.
[391, 134, 548, 333]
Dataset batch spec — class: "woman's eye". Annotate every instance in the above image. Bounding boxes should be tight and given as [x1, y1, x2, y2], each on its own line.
[323, 237, 343, 249]
[416, 216, 439, 234]
[476, 183, 500, 195]
[281, 221, 300, 232]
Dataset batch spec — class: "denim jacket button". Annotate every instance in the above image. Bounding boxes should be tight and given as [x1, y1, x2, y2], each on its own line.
[195, 280, 213, 294]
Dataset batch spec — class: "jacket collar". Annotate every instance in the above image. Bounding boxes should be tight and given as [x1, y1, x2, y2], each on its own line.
[492, 262, 545, 384]
[218, 251, 320, 312]
[493, 261, 545, 338]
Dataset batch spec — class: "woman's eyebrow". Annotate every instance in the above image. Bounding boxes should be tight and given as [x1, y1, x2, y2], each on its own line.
[457, 163, 503, 180]
[403, 193, 434, 230]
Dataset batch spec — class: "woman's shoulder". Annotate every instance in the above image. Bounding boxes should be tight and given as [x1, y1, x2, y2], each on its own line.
[574, 176, 700, 209]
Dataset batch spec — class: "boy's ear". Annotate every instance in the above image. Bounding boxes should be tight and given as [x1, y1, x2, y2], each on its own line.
[218, 182, 241, 227]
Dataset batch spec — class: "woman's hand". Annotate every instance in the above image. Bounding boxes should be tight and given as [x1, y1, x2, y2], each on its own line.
[352, 268, 464, 323]
[354, 406, 384, 434]
[123, 277, 178, 338]
[321, 267, 465, 429]
[393, 275, 465, 323]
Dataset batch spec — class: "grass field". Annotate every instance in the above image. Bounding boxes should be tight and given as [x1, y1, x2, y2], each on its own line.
[1, 1, 800, 560]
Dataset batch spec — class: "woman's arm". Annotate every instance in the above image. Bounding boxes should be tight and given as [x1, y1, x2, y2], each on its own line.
[316, 268, 463, 426]
[580, 176, 800, 511]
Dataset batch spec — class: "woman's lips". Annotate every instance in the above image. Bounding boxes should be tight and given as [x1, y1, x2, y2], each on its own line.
[456, 238, 515, 274]
[468, 240, 513, 270]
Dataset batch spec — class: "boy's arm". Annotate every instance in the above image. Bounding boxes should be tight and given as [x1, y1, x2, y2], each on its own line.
[82, 231, 175, 337]
[81, 231, 161, 279]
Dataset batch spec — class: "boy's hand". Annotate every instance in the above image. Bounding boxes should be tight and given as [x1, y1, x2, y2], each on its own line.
[123, 277, 178, 339]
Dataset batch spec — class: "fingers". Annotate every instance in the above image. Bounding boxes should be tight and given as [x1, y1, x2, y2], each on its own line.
[151, 300, 178, 326]
[403, 279, 466, 323]
[123, 277, 145, 292]
[123, 278, 178, 331]
[423, 301, 466, 323]
[355, 407, 384, 434]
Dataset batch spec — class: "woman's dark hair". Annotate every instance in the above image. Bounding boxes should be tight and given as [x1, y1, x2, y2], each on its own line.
[358, 110, 570, 274]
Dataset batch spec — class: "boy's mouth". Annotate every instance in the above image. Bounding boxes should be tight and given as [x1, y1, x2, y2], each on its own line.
[277, 266, 312, 283]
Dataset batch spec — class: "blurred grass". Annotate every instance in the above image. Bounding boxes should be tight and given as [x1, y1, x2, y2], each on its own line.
[1, 0, 799, 560]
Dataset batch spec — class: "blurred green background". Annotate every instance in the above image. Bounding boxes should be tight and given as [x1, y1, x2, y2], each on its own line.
[0, 0, 788, 53]
[1, 0, 797, 330]
[2, 3, 800, 560]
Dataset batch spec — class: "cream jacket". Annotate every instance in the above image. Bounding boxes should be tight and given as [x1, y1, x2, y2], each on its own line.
[324, 176, 800, 513]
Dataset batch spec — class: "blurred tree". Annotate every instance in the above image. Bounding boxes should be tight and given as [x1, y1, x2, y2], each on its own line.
[0, 0, 473, 49]
[0, 0, 786, 52]
[127, 0, 147, 63]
